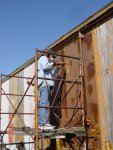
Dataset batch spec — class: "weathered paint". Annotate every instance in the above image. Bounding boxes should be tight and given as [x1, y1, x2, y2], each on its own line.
[57, 42, 82, 129]
[24, 63, 35, 149]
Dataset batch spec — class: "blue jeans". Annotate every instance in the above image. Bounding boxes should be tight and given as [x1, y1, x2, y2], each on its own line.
[38, 86, 50, 125]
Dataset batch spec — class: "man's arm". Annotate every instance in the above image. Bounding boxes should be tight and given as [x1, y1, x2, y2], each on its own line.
[39, 56, 54, 70]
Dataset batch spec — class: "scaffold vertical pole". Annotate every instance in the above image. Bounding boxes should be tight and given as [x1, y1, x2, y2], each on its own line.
[35, 49, 39, 150]
[79, 32, 86, 126]
[79, 32, 88, 149]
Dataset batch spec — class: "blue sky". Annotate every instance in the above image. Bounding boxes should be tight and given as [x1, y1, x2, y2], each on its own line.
[0, 0, 112, 75]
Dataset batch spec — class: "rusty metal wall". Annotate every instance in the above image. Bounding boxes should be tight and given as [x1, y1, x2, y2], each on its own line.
[56, 43, 82, 129]
[56, 15, 113, 149]
[82, 32, 101, 149]
[56, 36, 101, 148]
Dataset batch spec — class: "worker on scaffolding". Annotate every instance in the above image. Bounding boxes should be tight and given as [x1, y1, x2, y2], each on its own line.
[50, 63, 65, 128]
[28, 49, 64, 130]
[37, 49, 58, 130]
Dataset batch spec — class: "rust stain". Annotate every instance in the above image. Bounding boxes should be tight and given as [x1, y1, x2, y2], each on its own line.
[76, 40, 80, 54]
[92, 55, 94, 60]
[83, 34, 92, 50]
[87, 62, 95, 81]
[90, 103, 98, 125]
[71, 98, 75, 103]
[91, 103, 98, 114]
[87, 84, 93, 96]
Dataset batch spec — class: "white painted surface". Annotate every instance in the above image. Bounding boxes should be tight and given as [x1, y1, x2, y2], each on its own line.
[24, 63, 35, 150]
[1, 80, 9, 144]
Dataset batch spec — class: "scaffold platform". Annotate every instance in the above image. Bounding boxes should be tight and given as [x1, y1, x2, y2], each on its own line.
[13, 126, 87, 138]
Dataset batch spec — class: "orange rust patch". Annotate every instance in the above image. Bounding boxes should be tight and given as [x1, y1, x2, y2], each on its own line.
[87, 84, 93, 96]
[90, 103, 98, 125]
[87, 62, 95, 81]
[83, 34, 92, 50]
[71, 98, 75, 103]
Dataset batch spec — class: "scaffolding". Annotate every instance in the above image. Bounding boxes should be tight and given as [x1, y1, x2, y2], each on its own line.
[0, 32, 88, 150]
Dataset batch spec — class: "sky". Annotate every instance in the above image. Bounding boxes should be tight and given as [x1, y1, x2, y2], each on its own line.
[0, 0, 112, 75]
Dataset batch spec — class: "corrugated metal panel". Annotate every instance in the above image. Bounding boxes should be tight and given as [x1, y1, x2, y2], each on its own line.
[57, 32, 102, 149]
[82, 33, 99, 129]
[92, 17, 113, 149]
[9, 71, 24, 143]
[58, 41, 82, 128]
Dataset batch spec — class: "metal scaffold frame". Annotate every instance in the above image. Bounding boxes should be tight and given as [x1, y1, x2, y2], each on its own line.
[0, 32, 88, 150]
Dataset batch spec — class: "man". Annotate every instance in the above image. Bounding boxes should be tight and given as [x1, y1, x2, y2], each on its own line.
[38, 49, 57, 130]
[27, 49, 63, 130]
